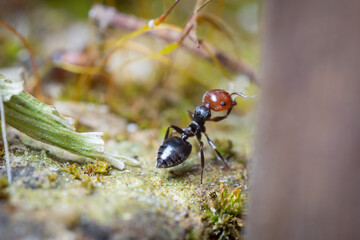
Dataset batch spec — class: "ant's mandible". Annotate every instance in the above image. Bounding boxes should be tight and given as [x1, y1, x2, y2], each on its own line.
[156, 89, 252, 184]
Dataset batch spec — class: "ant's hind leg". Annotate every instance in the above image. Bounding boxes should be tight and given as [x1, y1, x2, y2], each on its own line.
[197, 135, 205, 184]
[204, 132, 232, 170]
[164, 125, 184, 140]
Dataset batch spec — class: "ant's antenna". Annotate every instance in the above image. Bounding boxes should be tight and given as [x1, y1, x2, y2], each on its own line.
[231, 92, 256, 100]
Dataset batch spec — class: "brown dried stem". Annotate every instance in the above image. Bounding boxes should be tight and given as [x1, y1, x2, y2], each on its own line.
[179, 0, 211, 48]
[156, 0, 181, 24]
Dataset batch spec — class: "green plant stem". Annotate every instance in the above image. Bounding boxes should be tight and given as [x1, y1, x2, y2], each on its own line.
[0, 73, 139, 169]
[0, 96, 11, 183]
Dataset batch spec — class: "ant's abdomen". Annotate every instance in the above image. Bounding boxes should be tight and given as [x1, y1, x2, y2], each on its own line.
[156, 137, 192, 168]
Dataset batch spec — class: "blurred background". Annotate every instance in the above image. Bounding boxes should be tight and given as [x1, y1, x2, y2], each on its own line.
[0, 2, 261, 239]
[0, 0, 259, 131]
[2, 1, 360, 239]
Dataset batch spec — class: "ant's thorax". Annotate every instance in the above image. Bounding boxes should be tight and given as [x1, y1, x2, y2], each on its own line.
[180, 105, 211, 141]
[193, 105, 211, 123]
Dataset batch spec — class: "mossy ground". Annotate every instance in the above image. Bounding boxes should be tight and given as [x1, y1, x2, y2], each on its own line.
[0, 114, 252, 240]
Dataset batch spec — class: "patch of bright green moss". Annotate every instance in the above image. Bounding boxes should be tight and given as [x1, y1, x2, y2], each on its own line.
[84, 160, 110, 175]
[201, 185, 246, 240]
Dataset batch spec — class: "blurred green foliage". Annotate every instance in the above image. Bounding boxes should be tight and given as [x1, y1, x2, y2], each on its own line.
[0, 0, 259, 128]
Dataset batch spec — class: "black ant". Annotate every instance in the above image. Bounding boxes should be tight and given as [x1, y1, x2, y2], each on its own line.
[156, 89, 252, 184]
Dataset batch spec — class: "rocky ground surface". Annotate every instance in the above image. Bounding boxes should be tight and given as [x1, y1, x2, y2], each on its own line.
[0, 102, 252, 240]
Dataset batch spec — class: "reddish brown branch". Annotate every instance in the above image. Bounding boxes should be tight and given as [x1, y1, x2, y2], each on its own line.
[156, 0, 181, 24]
[89, 4, 259, 85]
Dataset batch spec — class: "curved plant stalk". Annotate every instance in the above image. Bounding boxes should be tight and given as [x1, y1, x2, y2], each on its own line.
[197, 13, 237, 44]
[0, 97, 11, 183]
[0, 74, 139, 169]
[0, 20, 43, 98]
[0, 75, 23, 184]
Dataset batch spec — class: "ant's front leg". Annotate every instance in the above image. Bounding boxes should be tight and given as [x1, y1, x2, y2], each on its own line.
[209, 106, 234, 122]
[204, 132, 232, 170]
[164, 125, 185, 140]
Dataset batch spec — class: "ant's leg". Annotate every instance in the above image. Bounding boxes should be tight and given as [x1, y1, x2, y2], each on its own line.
[187, 110, 194, 120]
[197, 135, 205, 184]
[204, 132, 232, 169]
[209, 106, 234, 122]
[164, 125, 184, 140]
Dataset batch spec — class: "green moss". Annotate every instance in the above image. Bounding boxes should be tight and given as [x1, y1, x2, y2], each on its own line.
[60, 161, 110, 194]
[63, 160, 109, 178]
[201, 185, 246, 240]
[84, 160, 110, 175]
[62, 163, 82, 180]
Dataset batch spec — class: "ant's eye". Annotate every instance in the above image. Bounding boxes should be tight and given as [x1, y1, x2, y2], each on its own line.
[221, 101, 226, 106]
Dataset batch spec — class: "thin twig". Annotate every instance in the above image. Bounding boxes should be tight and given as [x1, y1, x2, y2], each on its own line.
[195, 0, 211, 14]
[156, 0, 181, 24]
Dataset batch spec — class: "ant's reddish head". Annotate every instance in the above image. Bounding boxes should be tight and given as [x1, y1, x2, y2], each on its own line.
[202, 89, 234, 112]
